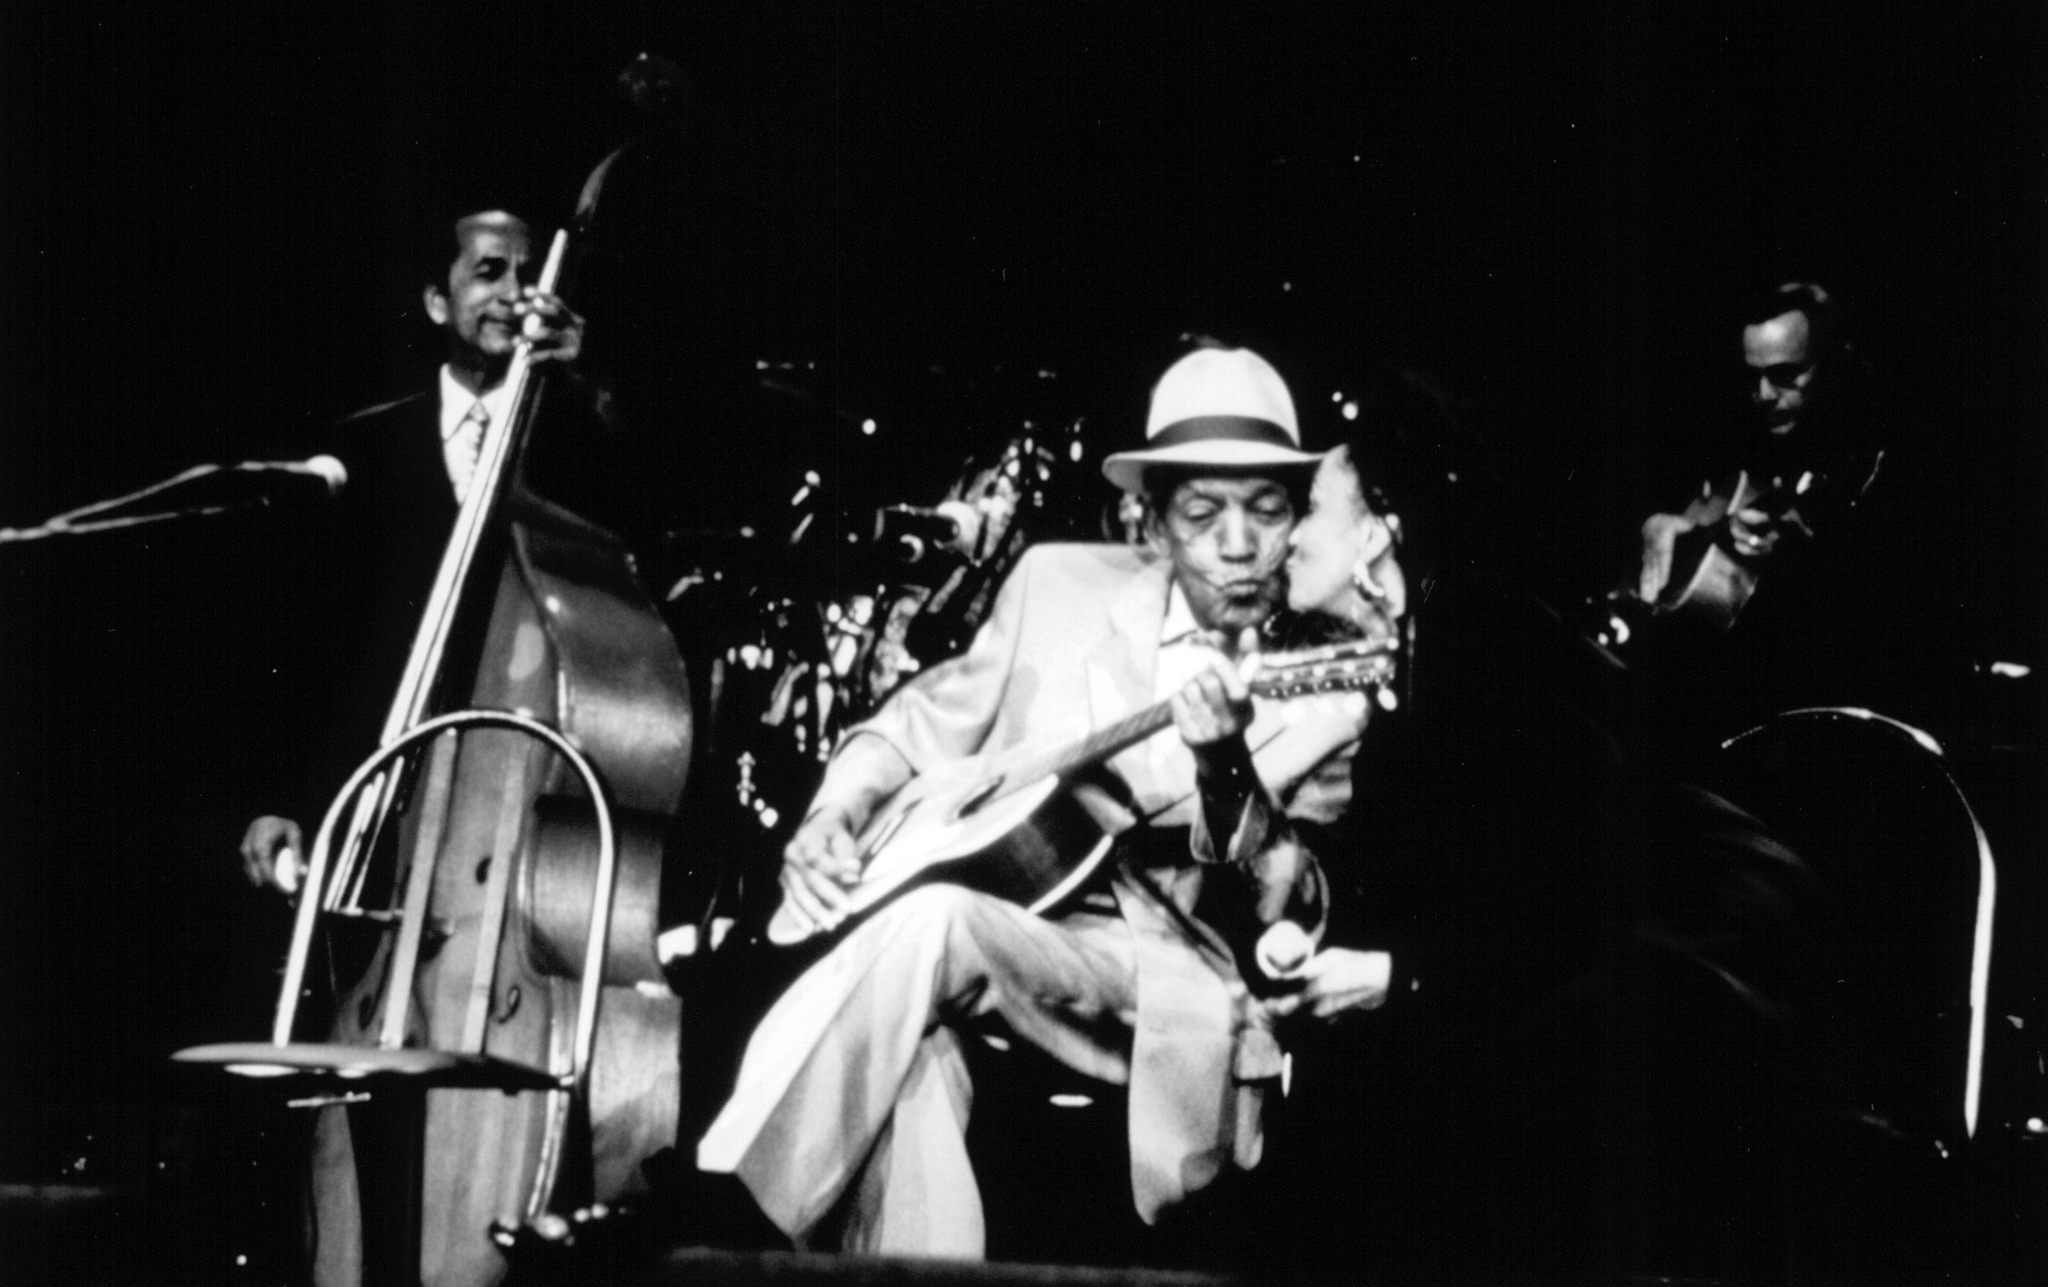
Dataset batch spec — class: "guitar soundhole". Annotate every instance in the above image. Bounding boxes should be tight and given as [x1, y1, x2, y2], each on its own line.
[955, 776, 1006, 820]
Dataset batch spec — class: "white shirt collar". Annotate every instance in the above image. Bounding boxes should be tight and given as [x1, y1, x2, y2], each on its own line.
[1158, 581, 1201, 648]
[1147, 581, 1213, 734]
[437, 365, 516, 442]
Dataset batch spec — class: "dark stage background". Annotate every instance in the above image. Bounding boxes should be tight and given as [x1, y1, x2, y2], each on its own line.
[1, 1, 2042, 1280]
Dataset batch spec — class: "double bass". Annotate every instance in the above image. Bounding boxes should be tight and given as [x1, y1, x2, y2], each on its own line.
[177, 61, 694, 1287]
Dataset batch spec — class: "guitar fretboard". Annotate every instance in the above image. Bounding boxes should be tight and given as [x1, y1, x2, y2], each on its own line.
[998, 640, 1391, 794]
[1033, 703, 1178, 784]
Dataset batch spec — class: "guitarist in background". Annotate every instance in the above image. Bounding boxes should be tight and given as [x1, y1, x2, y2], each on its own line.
[697, 345, 1393, 1260]
[1628, 281, 1953, 739]
[1638, 281, 1881, 617]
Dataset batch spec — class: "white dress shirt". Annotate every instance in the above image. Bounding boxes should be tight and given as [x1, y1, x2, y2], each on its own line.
[436, 366, 517, 500]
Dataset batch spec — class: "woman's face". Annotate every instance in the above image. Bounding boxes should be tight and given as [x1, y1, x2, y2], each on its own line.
[1285, 446, 1369, 614]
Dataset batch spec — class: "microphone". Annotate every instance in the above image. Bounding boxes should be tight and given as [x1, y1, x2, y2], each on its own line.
[873, 501, 983, 564]
[0, 456, 350, 543]
[236, 455, 350, 503]
[1255, 920, 1314, 980]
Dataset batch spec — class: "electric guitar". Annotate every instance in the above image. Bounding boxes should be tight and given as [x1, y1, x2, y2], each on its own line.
[765, 638, 1398, 945]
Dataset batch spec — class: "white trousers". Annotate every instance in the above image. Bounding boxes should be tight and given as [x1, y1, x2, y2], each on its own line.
[697, 884, 1166, 1255]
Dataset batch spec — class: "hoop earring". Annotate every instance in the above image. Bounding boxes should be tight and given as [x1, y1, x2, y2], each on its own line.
[1351, 566, 1389, 604]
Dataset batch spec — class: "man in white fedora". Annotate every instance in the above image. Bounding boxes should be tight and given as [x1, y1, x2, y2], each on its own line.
[697, 344, 1389, 1258]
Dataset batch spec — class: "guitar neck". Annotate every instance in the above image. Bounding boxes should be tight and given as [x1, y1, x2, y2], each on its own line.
[1017, 702, 1177, 786]
[1005, 640, 1389, 787]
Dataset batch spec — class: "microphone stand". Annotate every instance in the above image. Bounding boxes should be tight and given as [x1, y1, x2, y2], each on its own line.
[0, 460, 341, 543]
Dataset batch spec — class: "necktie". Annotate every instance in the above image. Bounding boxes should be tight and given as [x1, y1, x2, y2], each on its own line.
[449, 400, 488, 502]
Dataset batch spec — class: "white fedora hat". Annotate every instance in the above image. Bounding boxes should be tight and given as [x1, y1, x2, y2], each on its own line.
[1101, 346, 1321, 495]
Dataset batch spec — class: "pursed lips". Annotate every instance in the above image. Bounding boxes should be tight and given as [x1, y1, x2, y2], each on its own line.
[1215, 577, 1273, 598]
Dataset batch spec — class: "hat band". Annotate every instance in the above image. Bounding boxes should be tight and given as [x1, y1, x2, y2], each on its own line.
[1149, 415, 1298, 451]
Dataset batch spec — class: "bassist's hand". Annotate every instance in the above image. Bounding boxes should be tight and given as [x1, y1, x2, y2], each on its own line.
[240, 814, 306, 895]
[515, 286, 584, 367]
[780, 804, 861, 937]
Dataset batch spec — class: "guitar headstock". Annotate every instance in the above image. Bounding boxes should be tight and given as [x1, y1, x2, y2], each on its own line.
[1248, 638, 1398, 701]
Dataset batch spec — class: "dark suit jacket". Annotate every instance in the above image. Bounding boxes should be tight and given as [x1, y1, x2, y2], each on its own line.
[247, 392, 456, 827]
[267, 377, 649, 822]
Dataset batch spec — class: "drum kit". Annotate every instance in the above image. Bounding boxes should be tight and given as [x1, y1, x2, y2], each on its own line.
[654, 410, 1107, 946]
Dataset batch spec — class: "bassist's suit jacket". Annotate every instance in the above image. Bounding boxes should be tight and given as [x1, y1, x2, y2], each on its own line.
[280, 384, 639, 827]
[698, 541, 1368, 1254]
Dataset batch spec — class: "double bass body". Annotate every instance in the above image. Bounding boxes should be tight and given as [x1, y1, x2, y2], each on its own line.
[308, 498, 692, 1286]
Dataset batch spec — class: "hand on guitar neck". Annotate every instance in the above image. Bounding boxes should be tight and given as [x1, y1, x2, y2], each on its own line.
[766, 635, 1396, 946]
[1637, 470, 1815, 627]
[1167, 626, 1260, 754]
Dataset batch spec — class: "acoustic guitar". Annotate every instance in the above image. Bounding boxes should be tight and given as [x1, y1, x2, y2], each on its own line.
[1649, 470, 1770, 629]
[766, 638, 1397, 945]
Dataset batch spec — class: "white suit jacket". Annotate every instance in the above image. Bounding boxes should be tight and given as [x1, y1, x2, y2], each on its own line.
[836, 541, 1369, 1218]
